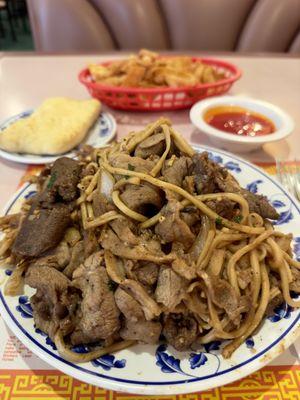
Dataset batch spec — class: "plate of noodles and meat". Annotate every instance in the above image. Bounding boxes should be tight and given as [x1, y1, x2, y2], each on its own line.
[0, 118, 300, 394]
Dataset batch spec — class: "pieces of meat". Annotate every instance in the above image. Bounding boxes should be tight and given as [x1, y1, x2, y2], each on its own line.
[120, 184, 163, 215]
[71, 252, 120, 345]
[155, 200, 195, 249]
[192, 152, 278, 219]
[120, 319, 162, 344]
[110, 218, 139, 246]
[240, 189, 279, 220]
[134, 133, 165, 159]
[162, 156, 191, 187]
[92, 192, 114, 217]
[155, 267, 188, 310]
[109, 153, 155, 173]
[192, 152, 227, 194]
[180, 206, 200, 227]
[114, 287, 144, 322]
[121, 279, 161, 320]
[101, 227, 173, 263]
[83, 229, 99, 257]
[206, 198, 236, 220]
[114, 286, 162, 344]
[25, 266, 79, 340]
[50, 157, 81, 202]
[13, 203, 70, 258]
[200, 272, 240, 321]
[135, 262, 159, 286]
[63, 240, 85, 278]
[40, 157, 81, 204]
[163, 313, 198, 351]
[29, 241, 71, 271]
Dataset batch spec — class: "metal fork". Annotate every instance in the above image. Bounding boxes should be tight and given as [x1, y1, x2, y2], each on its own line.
[276, 159, 300, 201]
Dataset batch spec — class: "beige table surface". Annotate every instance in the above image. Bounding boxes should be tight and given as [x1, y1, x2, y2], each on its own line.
[0, 53, 300, 209]
[0, 52, 300, 370]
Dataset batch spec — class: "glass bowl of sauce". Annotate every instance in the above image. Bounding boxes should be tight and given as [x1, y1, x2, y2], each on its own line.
[190, 96, 294, 153]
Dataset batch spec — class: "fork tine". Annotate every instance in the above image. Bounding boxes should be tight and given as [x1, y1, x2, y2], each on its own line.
[284, 162, 297, 198]
[294, 160, 300, 201]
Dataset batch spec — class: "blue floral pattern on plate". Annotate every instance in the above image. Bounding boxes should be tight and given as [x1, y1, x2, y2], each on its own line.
[245, 337, 255, 348]
[246, 179, 263, 194]
[16, 295, 33, 318]
[206, 152, 241, 173]
[155, 344, 220, 377]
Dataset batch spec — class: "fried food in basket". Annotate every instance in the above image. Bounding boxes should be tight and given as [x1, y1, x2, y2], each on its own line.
[88, 49, 225, 88]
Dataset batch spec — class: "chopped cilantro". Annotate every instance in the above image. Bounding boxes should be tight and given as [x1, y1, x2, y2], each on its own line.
[108, 279, 118, 292]
[233, 214, 243, 223]
[128, 163, 135, 171]
[215, 217, 223, 228]
[47, 171, 57, 189]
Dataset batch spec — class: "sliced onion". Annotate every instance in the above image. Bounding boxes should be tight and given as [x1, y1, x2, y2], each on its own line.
[99, 169, 115, 201]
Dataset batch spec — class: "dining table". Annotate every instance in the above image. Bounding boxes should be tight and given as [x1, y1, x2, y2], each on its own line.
[0, 51, 300, 400]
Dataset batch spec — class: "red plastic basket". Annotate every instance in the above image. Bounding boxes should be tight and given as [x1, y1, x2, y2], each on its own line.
[78, 57, 242, 112]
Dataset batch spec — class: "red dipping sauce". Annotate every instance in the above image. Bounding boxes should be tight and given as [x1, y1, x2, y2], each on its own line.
[204, 106, 275, 137]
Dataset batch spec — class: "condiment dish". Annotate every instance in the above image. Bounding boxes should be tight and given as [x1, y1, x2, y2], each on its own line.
[190, 96, 294, 152]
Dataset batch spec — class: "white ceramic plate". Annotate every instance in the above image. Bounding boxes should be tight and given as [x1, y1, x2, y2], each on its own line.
[0, 145, 300, 395]
[0, 110, 117, 164]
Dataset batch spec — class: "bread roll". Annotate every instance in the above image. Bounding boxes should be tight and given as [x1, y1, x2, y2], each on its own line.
[0, 97, 101, 155]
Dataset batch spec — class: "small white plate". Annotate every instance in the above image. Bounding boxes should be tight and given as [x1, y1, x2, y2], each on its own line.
[0, 110, 117, 164]
[190, 96, 294, 153]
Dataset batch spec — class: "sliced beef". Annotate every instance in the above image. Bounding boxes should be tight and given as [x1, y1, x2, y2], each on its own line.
[134, 133, 165, 159]
[121, 279, 161, 320]
[240, 189, 279, 220]
[101, 227, 172, 263]
[114, 287, 144, 322]
[51, 157, 81, 202]
[109, 153, 155, 173]
[162, 156, 191, 187]
[192, 152, 278, 219]
[92, 192, 114, 217]
[135, 262, 159, 286]
[192, 152, 227, 194]
[83, 229, 99, 257]
[120, 184, 163, 215]
[41, 157, 81, 203]
[63, 240, 85, 278]
[71, 252, 120, 345]
[200, 272, 240, 321]
[110, 218, 139, 246]
[155, 200, 195, 249]
[25, 266, 79, 340]
[163, 313, 198, 351]
[206, 198, 236, 220]
[155, 267, 188, 309]
[29, 241, 71, 271]
[120, 319, 162, 344]
[12, 203, 70, 258]
[180, 206, 200, 227]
